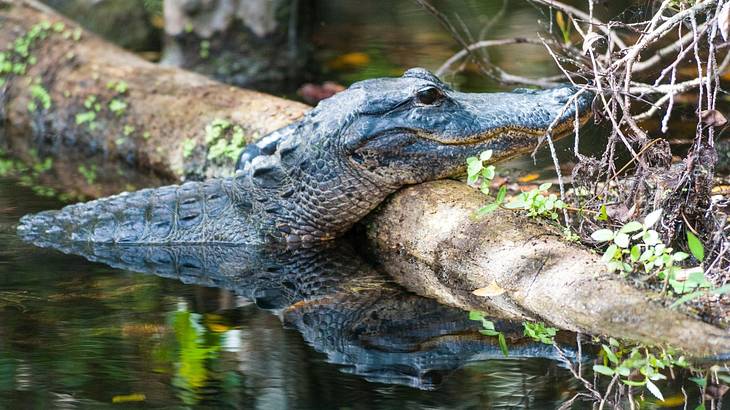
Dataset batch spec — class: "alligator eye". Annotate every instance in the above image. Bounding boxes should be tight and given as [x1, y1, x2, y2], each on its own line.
[416, 87, 443, 105]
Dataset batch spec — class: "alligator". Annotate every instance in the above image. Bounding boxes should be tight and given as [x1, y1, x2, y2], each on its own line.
[16, 68, 592, 246]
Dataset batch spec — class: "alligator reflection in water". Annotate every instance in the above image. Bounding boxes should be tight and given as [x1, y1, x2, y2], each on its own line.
[21, 233, 575, 391]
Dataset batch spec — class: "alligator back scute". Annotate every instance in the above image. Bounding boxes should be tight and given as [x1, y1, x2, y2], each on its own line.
[18, 178, 243, 245]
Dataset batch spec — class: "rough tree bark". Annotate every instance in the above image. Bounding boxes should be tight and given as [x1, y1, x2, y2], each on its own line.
[1, 0, 728, 356]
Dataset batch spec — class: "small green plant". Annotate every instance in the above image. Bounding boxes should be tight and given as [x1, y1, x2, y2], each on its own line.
[469, 311, 509, 357]
[590, 209, 708, 294]
[123, 125, 135, 137]
[504, 183, 566, 220]
[27, 83, 51, 112]
[199, 40, 210, 59]
[522, 322, 557, 344]
[202, 119, 248, 162]
[182, 138, 196, 159]
[77, 164, 97, 185]
[466, 150, 507, 216]
[592, 338, 688, 402]
[108, 99, 127, 115]
[106, 80, 129, 94]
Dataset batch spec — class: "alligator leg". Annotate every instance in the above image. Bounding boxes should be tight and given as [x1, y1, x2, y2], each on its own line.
[17, 178, 249, 245]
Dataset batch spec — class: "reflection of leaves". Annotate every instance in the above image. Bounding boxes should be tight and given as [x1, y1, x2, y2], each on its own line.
[171, 309, 222, 405]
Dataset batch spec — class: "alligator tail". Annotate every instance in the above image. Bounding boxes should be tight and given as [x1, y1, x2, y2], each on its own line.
[17, 179, 238, 246]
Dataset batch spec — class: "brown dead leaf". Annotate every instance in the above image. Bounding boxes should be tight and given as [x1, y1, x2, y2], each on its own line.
[700, 110, 728, 127]
[472, 281, 506, 297]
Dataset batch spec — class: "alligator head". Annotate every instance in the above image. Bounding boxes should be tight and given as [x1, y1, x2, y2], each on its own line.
[239, 68, 593, 243]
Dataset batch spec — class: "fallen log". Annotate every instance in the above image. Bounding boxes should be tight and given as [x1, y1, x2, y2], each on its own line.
[0, 0, 308, 198]
[1, 0, 728, 356]
[365, 181, 730, 356]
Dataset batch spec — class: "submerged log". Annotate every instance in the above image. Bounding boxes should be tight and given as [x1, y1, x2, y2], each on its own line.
[1, 0, 728, 356]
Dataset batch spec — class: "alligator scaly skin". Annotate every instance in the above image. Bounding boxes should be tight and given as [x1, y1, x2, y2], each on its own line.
[18, 68, 592, 246]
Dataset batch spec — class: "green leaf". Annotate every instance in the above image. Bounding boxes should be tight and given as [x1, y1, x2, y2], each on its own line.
[614, 232, 630, 248]
[591, 229, 615, 242]
[498, 333, 509, 357]
[644, 208, 663, 228]
[467, 159, 482, 177]
[620, 221, 644, 234]
[602, 244, 618, 263]
[645, 380, 664, 401]
[688, 377, 707, 388]
[592, 365, 615, 376]
[596, 204, 608, 221]
[602, 345, 618, 364]
[475, 203, 499, 217]
[482, 165, 495, 180]
[468, 311, 484, 321]
[687, 231, 705, 262]
[495, 186, 507, 204]
[479, 150, 493, 161]
[630, 245, 641, 262]
[695, 404, 706, 410]
[622, 379, 647, 387]
[643, 230, 660, 246]
[672, 252, 689, 262]
[538, 183, 552, 191]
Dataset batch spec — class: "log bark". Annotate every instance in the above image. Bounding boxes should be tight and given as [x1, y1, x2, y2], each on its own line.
[2, 0, 728, 356]
[365, 181, 730, 356]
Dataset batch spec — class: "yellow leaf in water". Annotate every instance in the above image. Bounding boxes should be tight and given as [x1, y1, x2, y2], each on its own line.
[472, 281, 506, 297]
[655, 393, 685, 407]
[517, 173, 540, 183]
[112, 393, 146, 404]
[327, 52, 371, 70]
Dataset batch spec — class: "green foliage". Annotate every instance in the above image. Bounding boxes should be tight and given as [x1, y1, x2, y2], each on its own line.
[182, 139, 196, 159]
[77, 164, 97, 185]
[590, 209, 709, 295]
[106, 80, 129, 94]
[466, 150, 495, 194]
[466, 150, 507, 217]
[522, 322, 557, 344]
[27, 83, 51, 112]
[201, 119, 249, 163]
[592, 338, 688, 402]
[469, 311, 508, 357]
[108, 99, 127, 116]
[199, 41, 210, 59]
[686, 231, 705, 262]
[504, 183, 565, 220]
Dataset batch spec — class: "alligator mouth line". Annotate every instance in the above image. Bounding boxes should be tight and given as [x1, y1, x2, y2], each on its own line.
[418, 109, 593, 146]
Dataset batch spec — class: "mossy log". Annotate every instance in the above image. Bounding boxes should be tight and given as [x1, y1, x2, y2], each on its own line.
[0, 0, 308, 199]
[1, 0, 729, 356]
[365, 181, 730, 357]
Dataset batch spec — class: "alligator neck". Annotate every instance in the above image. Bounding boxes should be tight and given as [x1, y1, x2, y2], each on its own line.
[234, 121, 398, 244]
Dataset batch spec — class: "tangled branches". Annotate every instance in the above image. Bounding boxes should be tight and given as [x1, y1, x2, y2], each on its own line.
[427, 0, 730, 281]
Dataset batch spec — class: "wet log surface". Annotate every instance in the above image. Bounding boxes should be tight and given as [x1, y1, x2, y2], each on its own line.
[1, 0, 728, 357]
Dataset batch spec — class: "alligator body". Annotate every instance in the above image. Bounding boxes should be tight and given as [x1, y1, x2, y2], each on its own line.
[17, 68, 591, 246]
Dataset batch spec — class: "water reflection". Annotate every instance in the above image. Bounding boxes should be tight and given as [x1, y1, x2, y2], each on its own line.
[14, 222, 584, 406]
